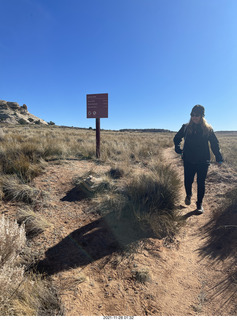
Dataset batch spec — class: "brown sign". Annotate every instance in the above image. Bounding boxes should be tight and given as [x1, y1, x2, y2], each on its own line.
[87, 93, 108, 118]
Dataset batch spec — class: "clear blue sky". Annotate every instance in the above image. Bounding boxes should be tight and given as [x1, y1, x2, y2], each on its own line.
[1, 0, 237, 131]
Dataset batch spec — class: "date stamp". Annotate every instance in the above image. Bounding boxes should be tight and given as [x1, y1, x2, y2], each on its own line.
[103, 317, 134, 320]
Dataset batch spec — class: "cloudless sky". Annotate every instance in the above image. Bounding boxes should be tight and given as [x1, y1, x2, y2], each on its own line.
[1, 0, 237, 131]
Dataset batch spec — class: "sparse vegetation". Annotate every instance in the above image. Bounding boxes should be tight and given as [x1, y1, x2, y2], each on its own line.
[199, 186, 237, 307]
[17, 207, 51, 239]
[79, 162, 181, 240]
[216, 132, 237, 171]
[0, 215, 62, 316]
[132, 269, 151, 283]
[0, 124, 236, 315]
[1, 175, 46, 205]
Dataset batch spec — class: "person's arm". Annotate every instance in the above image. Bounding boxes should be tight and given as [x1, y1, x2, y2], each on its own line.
[173, 125, 185, 154]
[209, 130, 223, 163]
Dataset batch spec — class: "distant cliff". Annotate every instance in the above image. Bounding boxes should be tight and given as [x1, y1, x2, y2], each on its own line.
[0, 100, 48, 125]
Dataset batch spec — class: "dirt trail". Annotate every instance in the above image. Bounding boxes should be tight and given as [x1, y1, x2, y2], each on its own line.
[27, 149, 237, 316]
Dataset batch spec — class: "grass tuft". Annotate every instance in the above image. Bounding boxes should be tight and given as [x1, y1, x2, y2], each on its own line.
[17, 207, 50, 239]
[133, 269, 151, 284]
[0, 215, 62, 316]
[92, 163, 181, 239]
[1, 175, 46, 205]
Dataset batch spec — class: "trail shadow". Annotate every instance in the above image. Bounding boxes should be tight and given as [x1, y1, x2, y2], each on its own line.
[196, 193, 237, 309]
[35, 212, 150, 276]
[60, 187, 88, 202]
[180, 209, 203, 220]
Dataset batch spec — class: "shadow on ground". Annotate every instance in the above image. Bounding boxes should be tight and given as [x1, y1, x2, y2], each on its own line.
[35, 212, 150, 276]
[181, 209, 203, 220]
[60, 187, 89, 202]
[197, 195, 237, 310]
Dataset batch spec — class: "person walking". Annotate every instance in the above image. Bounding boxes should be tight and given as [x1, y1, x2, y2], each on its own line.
[173, 105, 223, 214]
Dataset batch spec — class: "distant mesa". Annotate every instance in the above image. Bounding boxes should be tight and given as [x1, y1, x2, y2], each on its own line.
[0, 100, 48, 125]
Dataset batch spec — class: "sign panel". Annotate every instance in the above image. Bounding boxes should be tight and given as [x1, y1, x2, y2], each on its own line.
[87, 93, 108, 118]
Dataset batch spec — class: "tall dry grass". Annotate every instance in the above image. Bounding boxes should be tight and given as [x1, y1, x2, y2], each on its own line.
[77, 161, 181, 240]
[0, 215, 62, 315]
[216, 132, 237, 172]
[0, 125, 236, 314]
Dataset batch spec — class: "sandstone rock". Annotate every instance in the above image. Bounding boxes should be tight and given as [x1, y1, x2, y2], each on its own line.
[7, 102, 20, 109]
[0, 100, 7, 106]
[0, 99, 48, 125]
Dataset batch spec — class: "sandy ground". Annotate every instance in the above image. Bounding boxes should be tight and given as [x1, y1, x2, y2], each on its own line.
[2, 148, 237, 316]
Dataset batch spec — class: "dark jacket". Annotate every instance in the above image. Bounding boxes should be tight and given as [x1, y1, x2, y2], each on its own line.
[173, 123, 223, 164]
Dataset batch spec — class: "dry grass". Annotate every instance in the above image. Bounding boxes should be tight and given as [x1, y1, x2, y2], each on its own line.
[198, 186, 237, 306]
[5, 272, 63, 316]
[88, 161, 181, 240]
[17, 207, 51, 239]
[216, 132, 237, 171]
[0, 125, 236, 315]
[0, 175, 46, 205]
[0, 125, 173, 165]
[132, 269, 151, 284]
[0, 215, 62, 316]
[0, 215, 26, 268]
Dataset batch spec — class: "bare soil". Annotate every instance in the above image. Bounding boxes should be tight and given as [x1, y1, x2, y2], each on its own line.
[2, 148, 237, 316]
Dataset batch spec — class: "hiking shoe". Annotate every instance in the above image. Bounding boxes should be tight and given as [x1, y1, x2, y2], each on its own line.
[196, 202, 204, 214]
[185, 196, 191, 205]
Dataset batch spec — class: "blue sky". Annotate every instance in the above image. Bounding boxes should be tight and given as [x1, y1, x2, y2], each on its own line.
[1, 0, 236, 131]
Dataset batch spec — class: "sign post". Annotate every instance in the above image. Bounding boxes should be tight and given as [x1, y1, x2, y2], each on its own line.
[87, 93, 108, 158]
[96, 118, 100, 158]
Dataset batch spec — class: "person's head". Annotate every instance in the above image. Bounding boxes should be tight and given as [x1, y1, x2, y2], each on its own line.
[190, 105, 205, 124]
[188, 104, 212, 134]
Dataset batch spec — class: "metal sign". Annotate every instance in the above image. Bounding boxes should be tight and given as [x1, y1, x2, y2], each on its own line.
[87, 93, 108, 118]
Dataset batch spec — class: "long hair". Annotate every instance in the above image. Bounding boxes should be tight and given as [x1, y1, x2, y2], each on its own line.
[186, 117, 212, 136]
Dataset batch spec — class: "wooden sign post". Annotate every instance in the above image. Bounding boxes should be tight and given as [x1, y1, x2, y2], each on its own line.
[87, 93, 108, 158]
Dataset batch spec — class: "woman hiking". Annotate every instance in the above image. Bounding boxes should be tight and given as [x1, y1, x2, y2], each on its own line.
[173, 105, 223, 214]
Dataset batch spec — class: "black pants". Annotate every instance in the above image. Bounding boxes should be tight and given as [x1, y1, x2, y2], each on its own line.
[184, 162, 209, 204]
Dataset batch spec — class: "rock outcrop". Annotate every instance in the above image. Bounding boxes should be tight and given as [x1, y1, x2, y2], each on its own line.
[0, 100, 48, 125]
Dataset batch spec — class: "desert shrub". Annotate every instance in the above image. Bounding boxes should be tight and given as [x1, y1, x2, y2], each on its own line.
[4, 272, 63, 316]
[0, 140, 45, 182]
[92, 163, 181, 239]
[0, 215, 26, 314]
[132, 269, 151, 283]
[0, 216, 62, 316]
[123, 165, 181, 238]
[0, 215, 26, 268]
